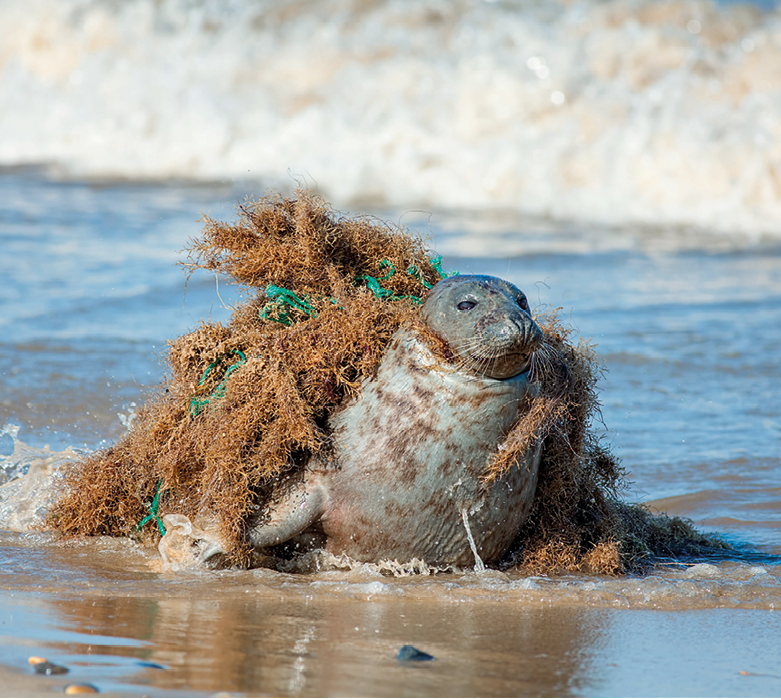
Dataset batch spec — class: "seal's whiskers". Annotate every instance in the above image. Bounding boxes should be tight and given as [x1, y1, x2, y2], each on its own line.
[528, 342, 557, 382]
[451, 338, 505, 377]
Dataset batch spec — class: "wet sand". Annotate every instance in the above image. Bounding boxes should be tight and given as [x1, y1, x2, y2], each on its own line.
[1, 531, 780, 697]
[0, 666, 66, 699]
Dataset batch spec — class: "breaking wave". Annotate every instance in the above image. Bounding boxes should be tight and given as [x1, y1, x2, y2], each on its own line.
[2, 0, 781, 235]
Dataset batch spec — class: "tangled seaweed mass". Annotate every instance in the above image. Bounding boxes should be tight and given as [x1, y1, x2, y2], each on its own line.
[50, 191, 722, 573]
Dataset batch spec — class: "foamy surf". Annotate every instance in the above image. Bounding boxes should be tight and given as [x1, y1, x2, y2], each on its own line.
[5, 424, 778, 613]
[2, 0, 781, 235]
[0, 424, 79, 531]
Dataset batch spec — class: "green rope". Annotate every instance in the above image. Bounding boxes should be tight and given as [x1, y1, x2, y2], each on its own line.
[430, 255, 456, 279]
[136, 480, 166, 536]
[189, 349, 247, 417]
[409, 255, 458, 287]
[378, 259, 395, 280]
[259, 285, 318, 326]
[258, 258, 457, 323]
[356, 272, 409, 301]
[406, 265, 433, 290]
[357, 256, 457, 302]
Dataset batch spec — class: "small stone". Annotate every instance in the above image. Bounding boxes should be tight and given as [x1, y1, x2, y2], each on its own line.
[64, 683, 99, 694]
[397, 645, 435, 662]
[32, 661, 69, 675]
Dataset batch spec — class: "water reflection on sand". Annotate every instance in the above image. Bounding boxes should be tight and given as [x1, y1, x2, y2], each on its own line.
[1, 533, 781, 697]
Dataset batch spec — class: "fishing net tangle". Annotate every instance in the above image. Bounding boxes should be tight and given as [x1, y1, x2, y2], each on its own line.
[50, 190, 722, 573]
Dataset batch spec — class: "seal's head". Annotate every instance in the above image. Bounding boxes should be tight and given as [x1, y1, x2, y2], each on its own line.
[421, 275, 543, 379]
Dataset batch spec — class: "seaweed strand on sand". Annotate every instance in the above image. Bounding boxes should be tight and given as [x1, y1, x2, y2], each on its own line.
[48, 190, 725, 572]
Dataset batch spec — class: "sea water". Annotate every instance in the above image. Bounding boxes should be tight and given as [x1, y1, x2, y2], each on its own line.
[1, 172, 780, 697]
[1, 0, 781, 696]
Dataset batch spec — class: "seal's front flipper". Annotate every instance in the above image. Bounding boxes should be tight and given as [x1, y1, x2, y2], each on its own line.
[247, 472, 327, 551]
[196, 472, 327, 568]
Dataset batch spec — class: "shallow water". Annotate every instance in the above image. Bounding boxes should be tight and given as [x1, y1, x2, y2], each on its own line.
[2, 533, 781, 697]
[1, 173, 780, 695]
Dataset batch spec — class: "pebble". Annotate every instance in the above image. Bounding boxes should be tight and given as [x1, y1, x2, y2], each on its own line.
[64, 683, 99, 694]
[397, 645, 435, 662]
[31, 660, 69, 675]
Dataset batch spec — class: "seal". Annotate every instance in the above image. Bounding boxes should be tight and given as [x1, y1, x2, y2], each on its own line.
[201, 275, 545, 568]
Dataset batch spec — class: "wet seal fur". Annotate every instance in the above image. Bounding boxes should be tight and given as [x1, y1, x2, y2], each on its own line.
[201, 275, 545, 568]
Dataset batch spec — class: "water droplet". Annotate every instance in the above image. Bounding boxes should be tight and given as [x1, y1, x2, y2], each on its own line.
[526, 56, 544, 71]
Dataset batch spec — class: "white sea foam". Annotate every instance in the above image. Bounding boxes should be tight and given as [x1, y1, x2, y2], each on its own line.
[0, 429, 79, 530]
[2, 0, 781, 235]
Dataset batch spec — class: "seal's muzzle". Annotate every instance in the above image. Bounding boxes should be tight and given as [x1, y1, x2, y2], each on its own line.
[422, 275, 543, 379]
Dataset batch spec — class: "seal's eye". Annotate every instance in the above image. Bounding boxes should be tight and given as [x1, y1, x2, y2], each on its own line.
[518, 296, 529, 310]
[457, 300, 476, 311]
